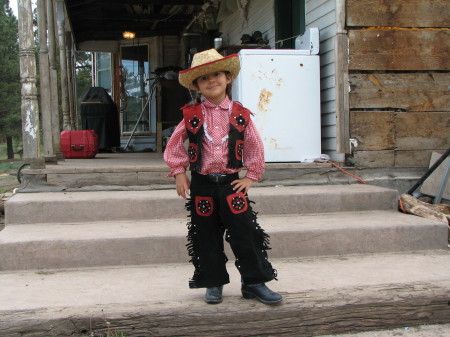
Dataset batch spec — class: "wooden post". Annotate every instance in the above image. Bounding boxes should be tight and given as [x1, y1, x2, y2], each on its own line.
[47, 0, 63, 158]
[335, 0, 350, 155]
[37, 0, 56, 163]
[55, 0, 71, 130]
[65, 34, 76, 129]
[18, 0, 45, 168]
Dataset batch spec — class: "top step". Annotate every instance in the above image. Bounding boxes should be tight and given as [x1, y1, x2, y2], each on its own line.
[5, 184, 398, 225]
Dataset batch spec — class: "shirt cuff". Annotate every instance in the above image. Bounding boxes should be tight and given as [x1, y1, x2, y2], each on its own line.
[245, 171, 262, 182]
[167, 167, 186, 178]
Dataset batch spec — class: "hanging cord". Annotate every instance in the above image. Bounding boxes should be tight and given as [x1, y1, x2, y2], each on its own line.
[275, 34, 300, 47]
[327, 161, 367, 184]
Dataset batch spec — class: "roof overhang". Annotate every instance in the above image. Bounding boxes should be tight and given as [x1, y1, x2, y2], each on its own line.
[64, 0, 208, 49]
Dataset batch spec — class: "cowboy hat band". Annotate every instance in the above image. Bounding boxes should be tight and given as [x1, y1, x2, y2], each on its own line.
[179, 48, 240, 90]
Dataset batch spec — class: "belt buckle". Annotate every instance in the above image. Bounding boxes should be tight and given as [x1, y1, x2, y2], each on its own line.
[210, 174, 226, 183]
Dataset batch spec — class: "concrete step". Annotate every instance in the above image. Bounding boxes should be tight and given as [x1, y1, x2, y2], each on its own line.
[5, 184, 398, 225]
[1, 211, 446, 271]
[1, 251, 449, 336]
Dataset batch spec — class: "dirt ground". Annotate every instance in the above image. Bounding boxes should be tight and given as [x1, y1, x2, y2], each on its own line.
[320, 324, 450, 337]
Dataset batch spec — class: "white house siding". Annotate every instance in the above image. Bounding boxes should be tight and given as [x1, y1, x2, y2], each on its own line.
[219, 0, 275, 47]
[306, 0, 343, 161]
[219, 0, 342, 161]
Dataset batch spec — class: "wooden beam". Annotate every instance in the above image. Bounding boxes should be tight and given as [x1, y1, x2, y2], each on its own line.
[1, 281, 449, 336]
[349, 73, 450, 111]
[350, 111, 395, 151]
[66, 0, 204, 6]
[395, 111, 450, 151]
[70, 14, 192, 22]
[347, 0, 450, 28]
[349, 30, 450, 71]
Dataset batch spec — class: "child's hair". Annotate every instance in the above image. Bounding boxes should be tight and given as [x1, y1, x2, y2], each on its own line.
[193, 71, 233, 103]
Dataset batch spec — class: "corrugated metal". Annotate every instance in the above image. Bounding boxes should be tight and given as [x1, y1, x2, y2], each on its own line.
[219, 0, 275, 47]
[306, 0, 339, 160]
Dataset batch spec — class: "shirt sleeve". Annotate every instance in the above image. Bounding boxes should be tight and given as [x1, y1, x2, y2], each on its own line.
[243, 118, 265, 181]
[163, 120, 189, 178]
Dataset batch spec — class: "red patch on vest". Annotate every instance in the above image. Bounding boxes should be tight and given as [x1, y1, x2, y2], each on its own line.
[183, 104, 204, 135]
[226, 192, 248, 214]
[229, 105, 250, 133]
[188, 143, 198, 162]
[195, 196, 214, 216]
[235, 140, 244, 161]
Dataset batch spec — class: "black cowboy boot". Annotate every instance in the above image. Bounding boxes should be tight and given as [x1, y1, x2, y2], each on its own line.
[204, 286, 223, 304]
[241, 283, 282, 305]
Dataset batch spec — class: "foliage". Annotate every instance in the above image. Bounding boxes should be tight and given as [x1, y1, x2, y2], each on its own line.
[0, 0, 21, 141]
[76, 51, 93, 102]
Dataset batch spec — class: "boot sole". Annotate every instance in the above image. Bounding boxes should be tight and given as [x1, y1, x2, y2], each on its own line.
[204, 297, 223, 304]
[241, 290, 283, 305]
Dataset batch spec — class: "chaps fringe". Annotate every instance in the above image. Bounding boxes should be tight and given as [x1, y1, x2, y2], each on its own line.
[185, 198, 202, 288]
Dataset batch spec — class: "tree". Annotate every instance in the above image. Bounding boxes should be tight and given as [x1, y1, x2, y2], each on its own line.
[0, 0, 21, 158]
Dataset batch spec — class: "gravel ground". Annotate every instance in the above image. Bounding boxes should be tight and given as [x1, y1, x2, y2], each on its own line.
[320, 323, 450, 337]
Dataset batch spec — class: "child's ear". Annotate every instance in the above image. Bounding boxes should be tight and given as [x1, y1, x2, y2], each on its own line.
[225, 73, 232, 84]
[193, 82, 200, 92]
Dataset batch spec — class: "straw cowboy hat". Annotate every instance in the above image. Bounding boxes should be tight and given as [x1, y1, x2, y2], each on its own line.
[179, 48, 240, 90]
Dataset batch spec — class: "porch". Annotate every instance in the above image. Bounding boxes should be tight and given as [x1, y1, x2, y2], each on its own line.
[17, 152, 427, 193]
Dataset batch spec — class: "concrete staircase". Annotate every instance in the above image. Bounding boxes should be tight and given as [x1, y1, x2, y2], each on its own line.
[1, 184, 449, 336]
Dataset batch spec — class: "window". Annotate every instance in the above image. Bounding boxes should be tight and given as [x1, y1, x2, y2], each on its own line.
[95, 53, 112, 92]
[275, 0, 306, 49]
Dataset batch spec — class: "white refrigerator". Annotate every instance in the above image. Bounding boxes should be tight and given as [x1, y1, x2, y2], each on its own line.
[232, 49, 321, 162]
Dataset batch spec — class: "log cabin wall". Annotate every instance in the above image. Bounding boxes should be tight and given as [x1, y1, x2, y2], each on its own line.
[346, 0, 450, 167]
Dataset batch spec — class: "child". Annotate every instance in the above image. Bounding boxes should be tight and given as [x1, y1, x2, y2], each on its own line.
[164, 49, 282, 305]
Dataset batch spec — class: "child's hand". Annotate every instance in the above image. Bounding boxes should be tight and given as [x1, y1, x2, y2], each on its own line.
[175, 173, 190, 199]
[231, 177, 254, 194]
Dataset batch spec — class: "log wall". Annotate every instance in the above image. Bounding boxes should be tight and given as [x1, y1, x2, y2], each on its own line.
[346, 0, 450, 167]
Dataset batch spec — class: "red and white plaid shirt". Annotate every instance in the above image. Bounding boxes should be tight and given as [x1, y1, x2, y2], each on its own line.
[164, 96, 265, 181]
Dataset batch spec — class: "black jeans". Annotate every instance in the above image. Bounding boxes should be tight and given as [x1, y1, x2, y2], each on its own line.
[186, 172, 277, 288]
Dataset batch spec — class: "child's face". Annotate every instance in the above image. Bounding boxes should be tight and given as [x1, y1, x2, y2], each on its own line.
[194, 71, 232, 104]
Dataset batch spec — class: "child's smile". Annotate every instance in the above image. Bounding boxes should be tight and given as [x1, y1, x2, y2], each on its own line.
[195, 71, 232, 105]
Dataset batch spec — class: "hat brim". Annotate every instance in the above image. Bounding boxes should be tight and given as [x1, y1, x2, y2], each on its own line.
[179, 54, 240, 90]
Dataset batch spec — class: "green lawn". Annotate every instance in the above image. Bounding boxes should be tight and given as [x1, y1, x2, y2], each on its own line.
[0, 143, 22, 193]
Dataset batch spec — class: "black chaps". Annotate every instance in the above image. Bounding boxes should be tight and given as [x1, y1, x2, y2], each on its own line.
[185, 172, 277, 289]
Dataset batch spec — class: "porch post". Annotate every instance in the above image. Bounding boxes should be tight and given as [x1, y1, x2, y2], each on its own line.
[18, 0, 45, 168]
[65, 34, 76, 129]
[37, 0, 56, 163]
[47, 0, 63, 158]
[55, 0, 71, 130]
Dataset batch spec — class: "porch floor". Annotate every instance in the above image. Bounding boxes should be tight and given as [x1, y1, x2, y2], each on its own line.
[46, 152, 169, 172]
[43, 152, 329, 172]
[18, 152, 426, 194]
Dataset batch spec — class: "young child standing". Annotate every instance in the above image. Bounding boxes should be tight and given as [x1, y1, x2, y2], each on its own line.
[164, 49, 282, 305]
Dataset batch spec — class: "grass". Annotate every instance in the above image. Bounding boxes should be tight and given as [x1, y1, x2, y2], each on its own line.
[0, 143, 24, 194]
[0, 161, 24, 173]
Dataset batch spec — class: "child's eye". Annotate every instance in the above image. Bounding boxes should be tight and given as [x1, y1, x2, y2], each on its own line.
[214, 72, 221, 77]
[200, 76, 208, 81]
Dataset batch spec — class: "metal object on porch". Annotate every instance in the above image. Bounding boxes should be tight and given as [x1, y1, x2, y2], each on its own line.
[123, 71, 165, 152]
[80, 87, 121, 152]
[407, 147, 450, 203]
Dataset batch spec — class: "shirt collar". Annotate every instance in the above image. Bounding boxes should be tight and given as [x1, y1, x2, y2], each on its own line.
[202, 96, 231, 110]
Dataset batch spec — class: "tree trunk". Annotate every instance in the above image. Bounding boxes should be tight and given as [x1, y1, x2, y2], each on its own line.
[6, 136, 14, 159]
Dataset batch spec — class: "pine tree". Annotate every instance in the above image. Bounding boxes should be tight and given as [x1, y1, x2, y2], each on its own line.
[0, 0, 21, 158]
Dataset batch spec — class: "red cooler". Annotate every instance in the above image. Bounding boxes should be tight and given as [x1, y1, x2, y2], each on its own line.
[60, 130, 98, 159]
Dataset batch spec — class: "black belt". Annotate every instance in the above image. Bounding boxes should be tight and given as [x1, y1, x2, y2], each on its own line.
[192, 171, 239, 184]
